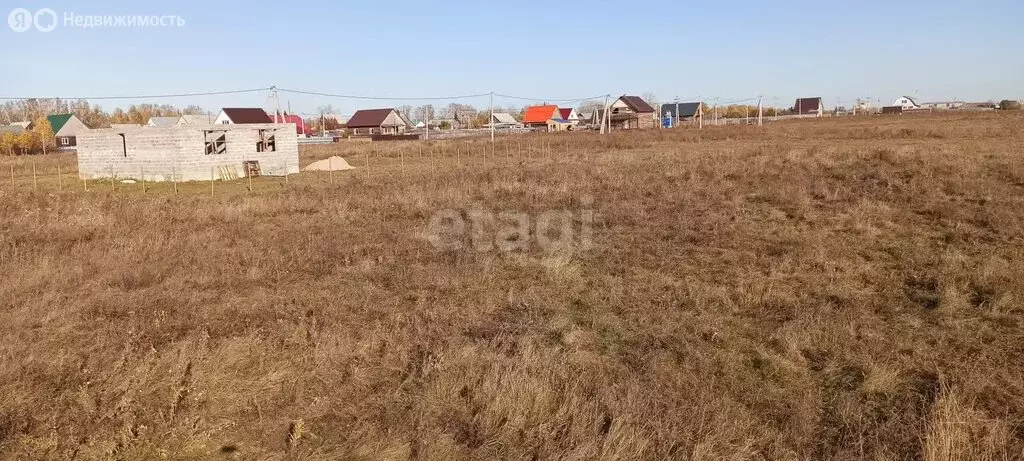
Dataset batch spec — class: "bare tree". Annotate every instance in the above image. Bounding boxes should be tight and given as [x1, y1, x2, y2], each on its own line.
[397, 104, 414, 120]
[414, 105, 435, 123]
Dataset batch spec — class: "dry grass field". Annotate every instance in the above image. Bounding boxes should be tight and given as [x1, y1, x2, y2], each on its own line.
[1, 113, 1023, 460]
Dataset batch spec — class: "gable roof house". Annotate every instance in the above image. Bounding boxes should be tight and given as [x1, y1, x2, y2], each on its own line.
[522, 105, 561, 128]
[346, 108, 410, 135]
[177, 114, 216, 126]
[558, 108, 581, 124]
[213, 108, 273, 125]
[146, 116, 179, 127]
[892, 96, 920, 110]
[269, 113, 313, 137]
[0, 125, 25, 135]
[660, 102, 704, 124]
[599, 95, 656, 130]
[793, 97, 824, 116]
[489, 112, 520, 127]
[48, 114, 90, 149]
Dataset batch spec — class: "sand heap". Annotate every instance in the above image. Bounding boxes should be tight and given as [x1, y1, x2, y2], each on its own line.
[303, 156, 356, 171]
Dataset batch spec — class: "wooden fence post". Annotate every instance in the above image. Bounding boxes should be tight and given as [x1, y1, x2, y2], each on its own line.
[32, 161, 37, 190]
[210, 166, 215, 197]
[57, 163, 63, 191]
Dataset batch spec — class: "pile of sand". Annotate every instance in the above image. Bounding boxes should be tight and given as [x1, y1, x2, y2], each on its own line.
[303, 156, 356, 171]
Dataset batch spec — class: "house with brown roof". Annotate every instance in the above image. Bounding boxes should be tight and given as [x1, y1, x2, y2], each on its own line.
[793, 97, 824, 116]
[346, 108, 410, 135]
[597, 95, 656, 130]
[213, 108, 273, 125]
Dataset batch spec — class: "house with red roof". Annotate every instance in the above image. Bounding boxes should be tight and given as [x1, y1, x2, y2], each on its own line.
[522, 105, 572, 131]
[558, 108, 581, 125]
[269, 112, 313, 137]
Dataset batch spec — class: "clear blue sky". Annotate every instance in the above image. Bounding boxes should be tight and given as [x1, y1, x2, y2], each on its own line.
[1, 0, 1021, 114]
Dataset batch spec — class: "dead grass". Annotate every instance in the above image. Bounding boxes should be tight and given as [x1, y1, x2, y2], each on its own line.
[1, 112, 1023, 459]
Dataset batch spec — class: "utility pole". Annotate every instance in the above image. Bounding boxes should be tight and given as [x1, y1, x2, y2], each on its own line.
[271, 86, 281, 125]
[757, 96, 763, 126]
[674, 97, 680, 128]
[425, 106, 429, 141]
[600, 94, 609, 135]
[489, 91, 494, 144]
[713, 103, 718, 126]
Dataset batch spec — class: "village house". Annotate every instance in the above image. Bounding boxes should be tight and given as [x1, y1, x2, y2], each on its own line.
[593, 96, 656, 130]
[660, 102, 704, 126]
[793, 97, 824, 116]
[558, 108, 581, 125]
[269, 112, 313, 137]
[48, 114, 90, 148]
[177, 114, 216, 126]
[76, 123, 299, 182]
[892, 96, 920, 110]
[0, 125, 25, 135]
[146, 116, 178, 127]
[346, 108, 410, 135]
[213, 107, 273, 125]
[489, 112, 520, 127]
[522, 105, 562, 131]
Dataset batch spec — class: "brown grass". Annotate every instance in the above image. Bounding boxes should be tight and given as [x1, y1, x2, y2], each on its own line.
[1, 112, 1023, 459]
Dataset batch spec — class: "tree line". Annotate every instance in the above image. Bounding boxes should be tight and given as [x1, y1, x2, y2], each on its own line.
[0, 99, 206, 128]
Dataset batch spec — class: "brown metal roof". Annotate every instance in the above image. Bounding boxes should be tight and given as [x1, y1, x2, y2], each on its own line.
[221, 108, 272, 123]
[792, 98, 822, 113]
[619, 95, 655, 113]
[346, 108, 397, 128]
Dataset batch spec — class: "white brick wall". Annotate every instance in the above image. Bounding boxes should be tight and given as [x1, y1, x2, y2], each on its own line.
[76, 124, 300, 182]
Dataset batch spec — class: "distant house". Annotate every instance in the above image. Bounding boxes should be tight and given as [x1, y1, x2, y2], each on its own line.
[0, 125, 25, 135]
[522, 105, 562, 130]
[213, 108, 272, 125]
[10, 121, 32, 130]
[596, 95, 657, 130]
[346, 108, 410, 135]
[177, 114, 216, 126]
[48, 114, 90, 148]
[793, 97, 824, 116]
[558, 108, 581, 125]
[660, 102, 704, 125]
[489, 112, 520, 127]
[892, 96, 920, 110]
[146, 116, 178, 127]
[921, 101, 962, 110]
[269, 113, 313, 137]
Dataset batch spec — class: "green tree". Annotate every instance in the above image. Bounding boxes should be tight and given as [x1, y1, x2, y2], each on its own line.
[999, 99, 1021, 110]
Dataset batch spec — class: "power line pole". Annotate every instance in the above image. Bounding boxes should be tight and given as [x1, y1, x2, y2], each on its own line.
[271, 86, 281, 126]
[489, 91, 494, 144]
[757, 96, 763, 126]
[600, 94, 609, 135]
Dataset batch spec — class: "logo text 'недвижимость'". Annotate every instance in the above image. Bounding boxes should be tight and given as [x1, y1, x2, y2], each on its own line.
[8, 8, 185, 32]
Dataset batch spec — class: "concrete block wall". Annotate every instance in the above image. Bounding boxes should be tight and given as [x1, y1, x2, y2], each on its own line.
[76, 124, 300, 182]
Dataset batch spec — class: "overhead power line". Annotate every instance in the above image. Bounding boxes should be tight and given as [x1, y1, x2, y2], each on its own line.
[0, 87, 272, 101]
[276, 88, 491, 101]
[494, 93, 609, 103]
